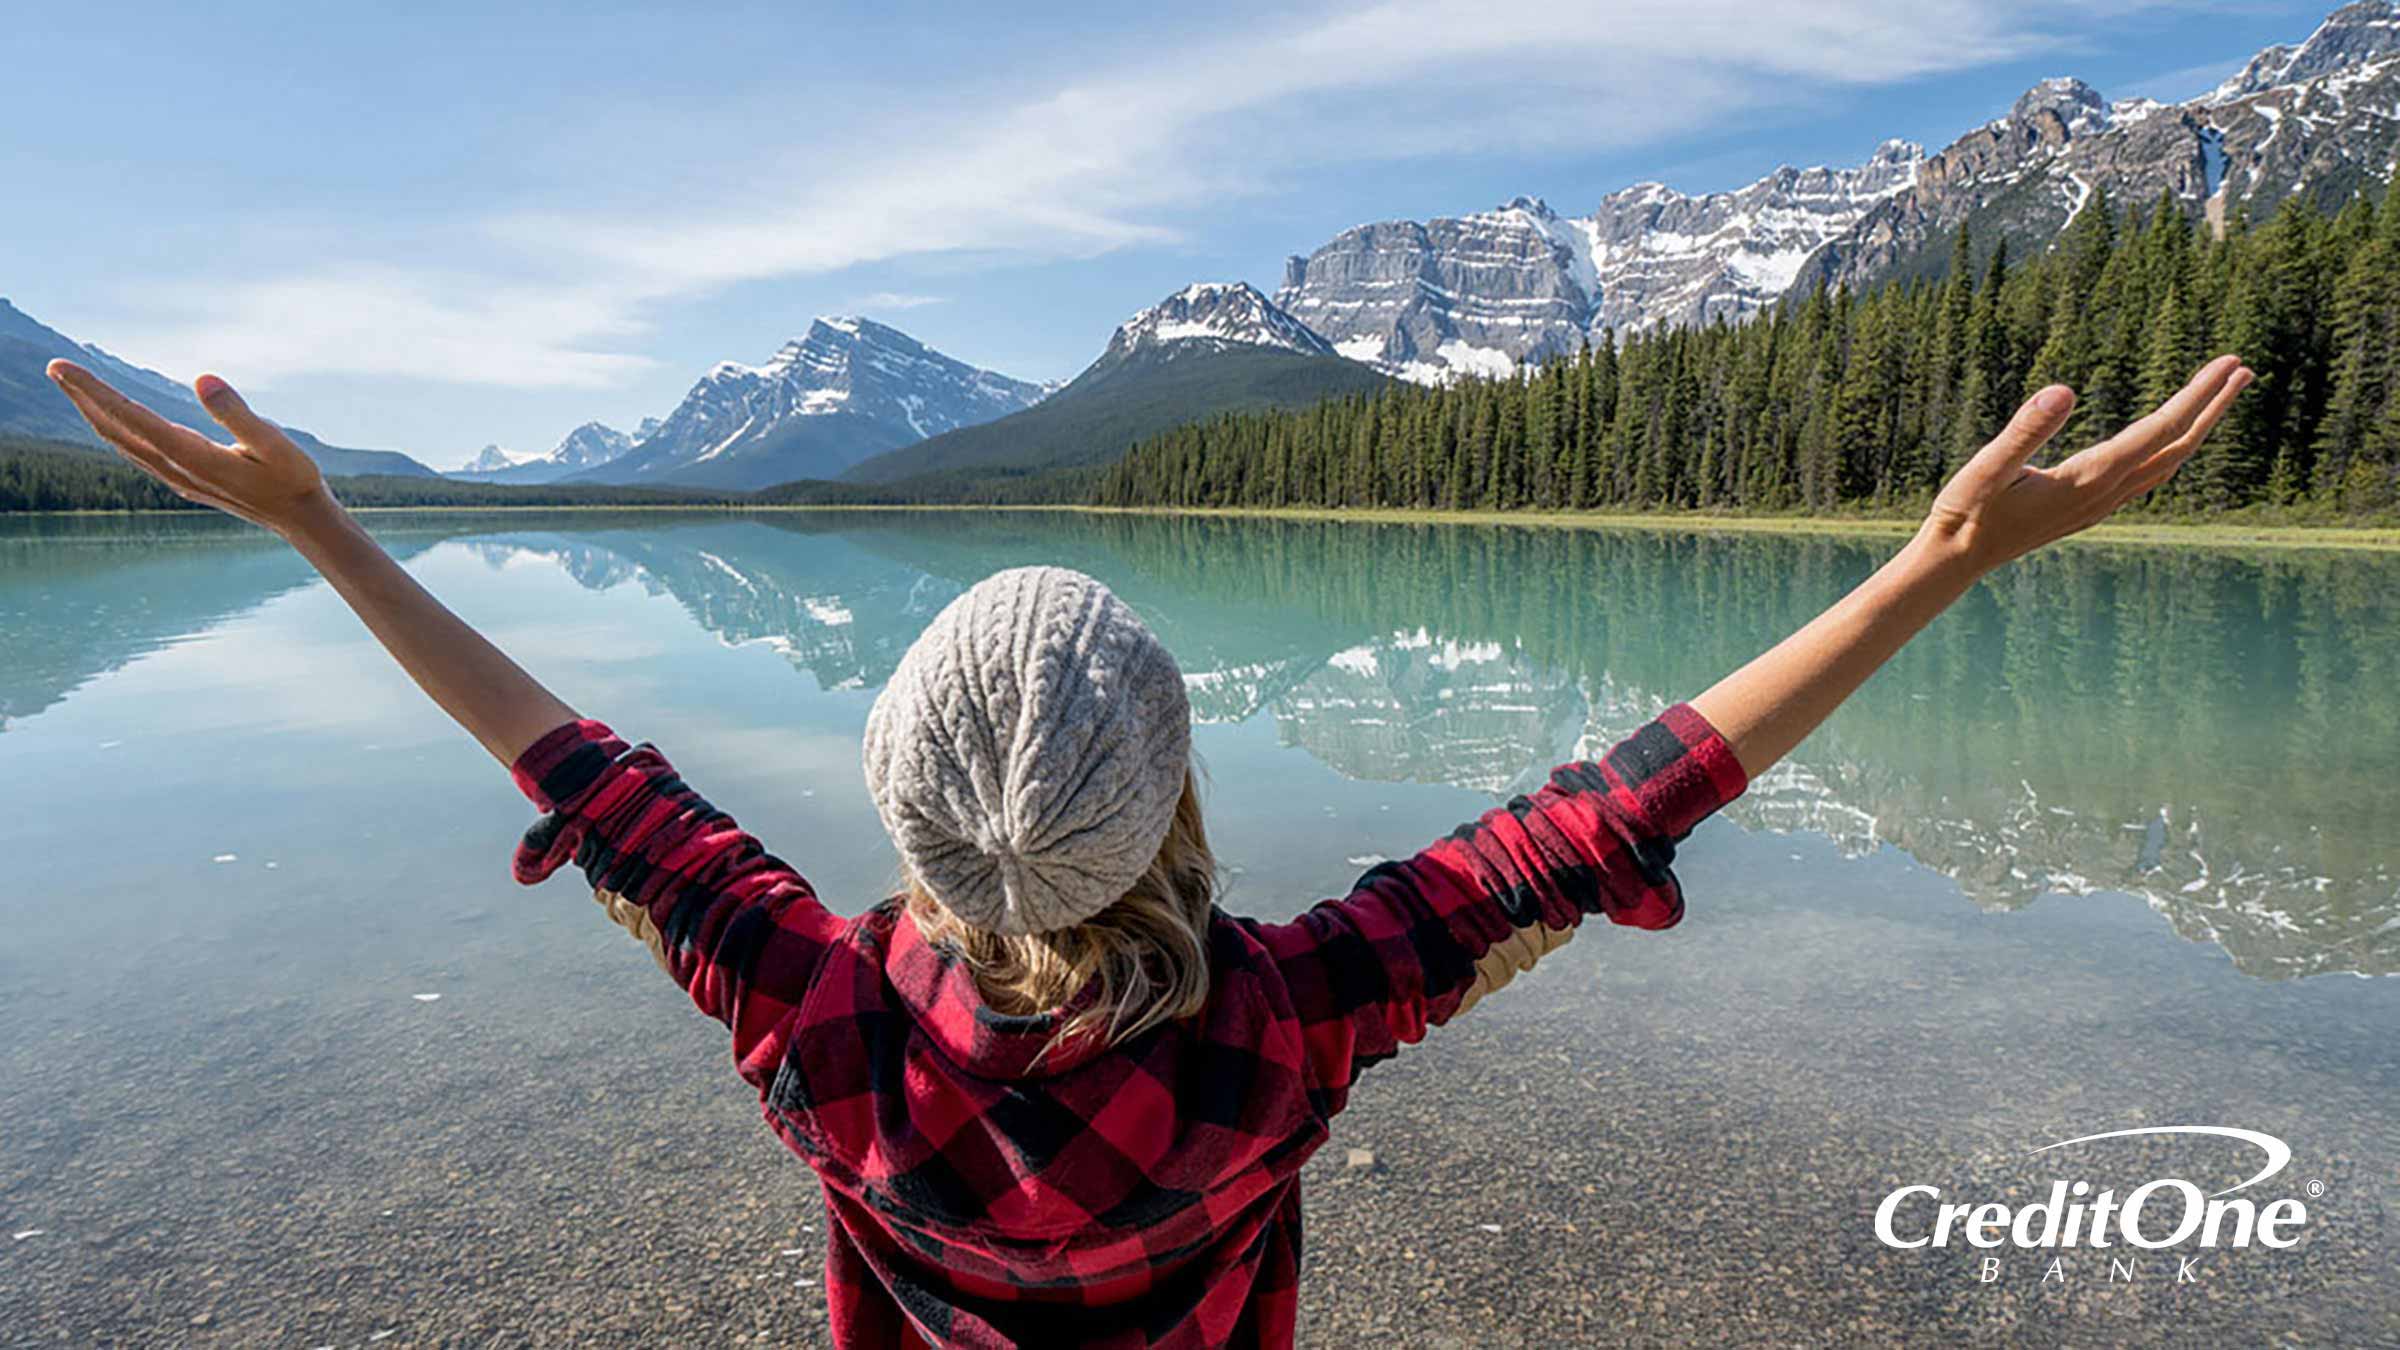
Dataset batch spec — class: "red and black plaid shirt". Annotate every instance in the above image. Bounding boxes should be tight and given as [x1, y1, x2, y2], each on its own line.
[511, 704, 1746, 1348]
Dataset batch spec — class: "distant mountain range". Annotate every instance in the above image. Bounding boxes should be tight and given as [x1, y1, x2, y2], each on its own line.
[744, 2, 2400, 487]
[5, 4, 2392, 496]
[445, 417, 660, 485]
[1277, 145, 1923, 381]
[565, 288, 1382, 494]
[830, 283, 1387, 489]
[0, 299, 437, 478]
[1277, 1, 2400, 381]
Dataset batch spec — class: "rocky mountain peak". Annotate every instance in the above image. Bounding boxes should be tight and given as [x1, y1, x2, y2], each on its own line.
[2011, 76, 2110, 134]
[1275, 134, 1925, 380]
[580, 318, 1045, 490]
[461, 444, 520, 473]
[548, 421, 635, 469]
[1108, 282, 1335, 360]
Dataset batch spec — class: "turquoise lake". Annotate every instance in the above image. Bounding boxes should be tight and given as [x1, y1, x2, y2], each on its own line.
[1, 511, 2394, 1345]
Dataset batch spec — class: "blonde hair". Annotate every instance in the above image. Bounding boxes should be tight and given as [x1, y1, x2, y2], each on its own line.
[906, 769, 1216, 1060]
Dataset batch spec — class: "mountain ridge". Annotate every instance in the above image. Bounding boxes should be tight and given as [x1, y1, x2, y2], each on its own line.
[448, 419, 648, 485]
[0, 298, 438, 479]
[577, 317, 1046, 490]
[1269, 2, 2399, 384]
[836, 284, 1388, 489]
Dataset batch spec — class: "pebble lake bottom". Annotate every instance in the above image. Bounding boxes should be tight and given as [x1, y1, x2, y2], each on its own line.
[1, 510, 2394, 1346]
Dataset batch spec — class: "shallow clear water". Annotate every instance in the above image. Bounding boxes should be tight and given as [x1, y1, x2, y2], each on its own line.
[2, 511, 2395, 1345]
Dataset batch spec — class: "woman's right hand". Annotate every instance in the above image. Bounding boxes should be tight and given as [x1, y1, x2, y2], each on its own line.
[1919, 354, 2252, 576]
[1692, 354, 2253, 781]
[47, 360, 334, 534]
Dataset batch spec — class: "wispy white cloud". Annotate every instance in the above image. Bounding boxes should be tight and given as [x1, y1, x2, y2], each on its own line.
[105, 0, 2167, 390]
[118, 266, 656, 389]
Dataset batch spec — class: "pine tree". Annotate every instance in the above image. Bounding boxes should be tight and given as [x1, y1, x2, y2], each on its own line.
[2313, 185, 2400, 497]
[1829, 297, 1901, 498]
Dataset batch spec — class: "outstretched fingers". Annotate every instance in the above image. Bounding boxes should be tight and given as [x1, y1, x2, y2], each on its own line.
[2121, 355, 2243, 457]
[2120, 365, 2254, 501]
[195, 373, 282, 451]
[1953, 385, 2077, 500]
[2062, 355, 2244, 490]
[47, 362, 228, 504]
[51, 369, 180, 475]
[2152, 354, 2246, 435]
[49, 361, 217, 458]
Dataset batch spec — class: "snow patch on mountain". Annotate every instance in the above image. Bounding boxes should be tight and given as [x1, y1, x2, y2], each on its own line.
[1276, 138, 1920, 382]
[2211, 1, 2400, 103]
[1107, 283, 1336, 360]
[548, 421, 637, 469]
[459, 443, 531, 473]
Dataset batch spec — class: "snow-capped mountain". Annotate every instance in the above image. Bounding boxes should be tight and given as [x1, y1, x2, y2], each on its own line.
[1275, 145, 1922, 382]
[580, 317, 1046, 490]
[1586, 142, 1923, 333]
[1276, 201, 1596, 381]
[837, 284, 1384, 486]
[2214, 0, 2400, 100]
[549, 421, 636, 470]
[458, 443, 527, 474]
[1794, 2, 2400, 296]
[1271, 2, 2400, 384]
[445, 421, 642, 484]
[1103, 283, 1336, 361]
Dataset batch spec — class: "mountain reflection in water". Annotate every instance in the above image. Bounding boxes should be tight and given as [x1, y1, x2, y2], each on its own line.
[9, 510, 2396, 981]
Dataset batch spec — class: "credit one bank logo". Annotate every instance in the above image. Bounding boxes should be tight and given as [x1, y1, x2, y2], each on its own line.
[1875, 1127, 2310, 1265]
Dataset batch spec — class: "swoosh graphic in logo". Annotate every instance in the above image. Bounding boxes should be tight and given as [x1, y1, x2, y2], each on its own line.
[2029, 1126, 2292, 1198]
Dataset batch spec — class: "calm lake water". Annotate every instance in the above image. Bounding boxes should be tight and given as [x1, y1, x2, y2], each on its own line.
[2, 511, 2395, 1346]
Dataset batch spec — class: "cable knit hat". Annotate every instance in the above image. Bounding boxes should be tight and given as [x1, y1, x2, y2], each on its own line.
[863, 566, 1192, 936]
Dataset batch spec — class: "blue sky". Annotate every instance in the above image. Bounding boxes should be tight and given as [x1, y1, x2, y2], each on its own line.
[0, 1, 2345, 467]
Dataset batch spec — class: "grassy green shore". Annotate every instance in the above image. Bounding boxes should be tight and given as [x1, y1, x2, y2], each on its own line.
[16, 500, 2400, 551]
[1070, 504, 2400, 551]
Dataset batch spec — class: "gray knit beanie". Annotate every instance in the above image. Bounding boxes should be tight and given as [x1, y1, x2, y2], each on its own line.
[862, 566, 1192, 936]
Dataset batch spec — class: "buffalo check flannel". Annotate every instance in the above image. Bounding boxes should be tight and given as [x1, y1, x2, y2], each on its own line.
[510, 703, 1746, 1348]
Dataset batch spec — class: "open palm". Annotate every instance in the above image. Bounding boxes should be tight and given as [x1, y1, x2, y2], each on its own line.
[1926, 355, 2252, 570]
[46, 361, 328, 531]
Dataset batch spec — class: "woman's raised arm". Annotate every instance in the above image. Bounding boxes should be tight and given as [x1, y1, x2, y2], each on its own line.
[1690, 354, 2252, 780]
[46, 361, 577, 765]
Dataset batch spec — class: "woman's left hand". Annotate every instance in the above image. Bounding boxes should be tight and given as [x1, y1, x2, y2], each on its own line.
[46, 360, 331, 533]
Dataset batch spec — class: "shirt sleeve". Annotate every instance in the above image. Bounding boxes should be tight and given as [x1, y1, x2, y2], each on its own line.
[1247, 702, 1747, 1110]
[509, 719, 848, 1092]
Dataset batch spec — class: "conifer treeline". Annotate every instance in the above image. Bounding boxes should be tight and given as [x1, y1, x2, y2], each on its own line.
[0, 436, 193, 511]
[0, 434, 744, 513]
[1096, 185, 2400, 518]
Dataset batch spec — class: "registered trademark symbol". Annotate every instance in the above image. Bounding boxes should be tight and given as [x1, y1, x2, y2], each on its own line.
[2306, 1180, 2325, 1198]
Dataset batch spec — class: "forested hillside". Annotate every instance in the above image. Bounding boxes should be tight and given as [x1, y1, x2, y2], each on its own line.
[1098, 186, 2400, 520]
